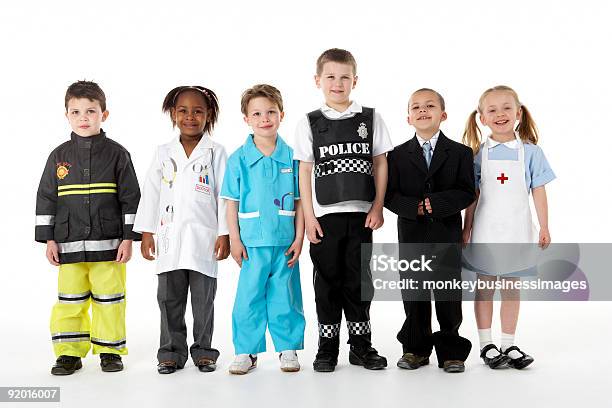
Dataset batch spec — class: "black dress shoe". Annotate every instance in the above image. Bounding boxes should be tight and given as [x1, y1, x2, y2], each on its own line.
[349, 347, 387, 370]
[480, 344, 511, 369]
[313, 352, 337, 372]
[157, 360, 178, 374]
[397, 353, 430, 370]
[503, 346, 534, 369]
[51, 355, 82, 376]
[100, 353, 123, 372]
[442, 360, 465, 373]
[196, 357, 216, 373]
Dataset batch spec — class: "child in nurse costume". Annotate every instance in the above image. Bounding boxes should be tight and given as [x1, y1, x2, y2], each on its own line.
[221, 84, 306, 374]
[133, 86, 230, 374]
[462, 85, 555, 370]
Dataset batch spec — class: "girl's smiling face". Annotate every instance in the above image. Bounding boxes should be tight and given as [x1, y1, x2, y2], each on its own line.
[479, 91, 521, 137]
[172, 90, 209, 137]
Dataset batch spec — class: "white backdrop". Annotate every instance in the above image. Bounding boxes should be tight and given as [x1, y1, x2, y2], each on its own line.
[1, 1, 611, 407]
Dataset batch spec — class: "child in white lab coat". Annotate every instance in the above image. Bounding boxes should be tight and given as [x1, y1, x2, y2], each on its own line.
[133, 86, 230, 374]
[462, 85, 555, 370]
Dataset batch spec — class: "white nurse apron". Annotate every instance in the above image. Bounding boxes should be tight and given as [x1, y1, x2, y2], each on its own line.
[465, 134, 539, 275]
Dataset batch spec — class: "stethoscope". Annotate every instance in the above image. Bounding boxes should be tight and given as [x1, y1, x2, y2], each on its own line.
[161, 158, 177, 188]
[162, 149, 215, 188]
[274, 192, 293, 210]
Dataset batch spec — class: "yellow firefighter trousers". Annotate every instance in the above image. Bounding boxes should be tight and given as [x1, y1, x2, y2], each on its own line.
[50, 261, 127, 357]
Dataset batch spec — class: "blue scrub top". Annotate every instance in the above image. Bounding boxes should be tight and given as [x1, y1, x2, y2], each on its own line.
[221, 134, 300, 247]
[475, 141, 556, 192]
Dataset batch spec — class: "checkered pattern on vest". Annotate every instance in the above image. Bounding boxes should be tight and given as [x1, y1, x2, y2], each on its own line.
[314, 158, 373, 178]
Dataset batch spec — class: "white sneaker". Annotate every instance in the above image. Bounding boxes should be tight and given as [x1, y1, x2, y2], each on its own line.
[229, 354, 257, 375]
[279, 350, 300, 372]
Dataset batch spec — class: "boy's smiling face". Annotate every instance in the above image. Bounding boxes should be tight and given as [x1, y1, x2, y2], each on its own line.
[315, 61, 357, 112]
[244, 96, 284, 139]
[65, 98, 108, 137]
[407, 90, 447, 138]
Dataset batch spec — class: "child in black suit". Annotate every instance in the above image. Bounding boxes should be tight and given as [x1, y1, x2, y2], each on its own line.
[384, 88, 475, 373]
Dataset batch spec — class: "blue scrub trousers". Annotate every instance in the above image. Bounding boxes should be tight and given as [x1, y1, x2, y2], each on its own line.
[232, 246, 305, 354]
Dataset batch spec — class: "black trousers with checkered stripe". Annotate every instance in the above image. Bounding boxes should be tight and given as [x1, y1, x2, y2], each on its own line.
[310, 212, 375, 355]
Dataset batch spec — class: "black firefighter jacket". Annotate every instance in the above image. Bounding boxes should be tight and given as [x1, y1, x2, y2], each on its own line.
[35, 131, 141, 264]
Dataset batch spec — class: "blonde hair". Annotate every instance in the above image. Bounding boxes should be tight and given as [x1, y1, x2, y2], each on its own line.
[462, 85, 539, 155]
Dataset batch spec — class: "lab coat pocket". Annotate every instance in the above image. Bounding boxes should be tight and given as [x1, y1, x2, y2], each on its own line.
[54, 210, 69, 242]
[238, 211, 262, 240]
[185, 223, 216, 261]
[277, 210, 296, 239]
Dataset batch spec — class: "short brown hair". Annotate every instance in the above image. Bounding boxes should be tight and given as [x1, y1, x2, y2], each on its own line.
[316, 48, 357, 76]
[240, 84, 284, 115]
[411, 88, 446, 111]
[65, 80, 106, 111]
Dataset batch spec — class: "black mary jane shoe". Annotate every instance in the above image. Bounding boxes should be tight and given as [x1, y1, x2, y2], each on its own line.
[51, 355, 82, 376]
[503, 346, 534, 369]
[480, 344, 511, 369]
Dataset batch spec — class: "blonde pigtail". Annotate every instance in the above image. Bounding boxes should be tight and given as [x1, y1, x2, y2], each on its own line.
[462, 109, 482, 155]
[516, 104, 539, 145]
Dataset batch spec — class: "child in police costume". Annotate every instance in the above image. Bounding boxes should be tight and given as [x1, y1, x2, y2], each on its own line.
[221, 84, 305, 374]
[35, 80, 141, 375]
[294, 48, 393, 372]
[462, 85, 555, 370]
[384, 88, 475, 373]
[134, 86, 230, 374]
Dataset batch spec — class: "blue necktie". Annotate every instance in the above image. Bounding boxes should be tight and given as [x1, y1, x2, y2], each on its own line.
[423, 141, 432, 168]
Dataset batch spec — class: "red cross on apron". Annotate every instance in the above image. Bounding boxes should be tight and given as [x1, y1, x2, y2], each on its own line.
[497, 172, 509, 184]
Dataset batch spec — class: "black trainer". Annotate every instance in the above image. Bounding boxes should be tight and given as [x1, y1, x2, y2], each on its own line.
[349, 346, 387, 370]
[100, 353, 124, 372]
[313, 352, 337, 372]
[51, 355, 82, 376]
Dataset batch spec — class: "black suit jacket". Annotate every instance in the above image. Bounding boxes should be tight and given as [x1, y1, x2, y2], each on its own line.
[384, 132, 476, 243]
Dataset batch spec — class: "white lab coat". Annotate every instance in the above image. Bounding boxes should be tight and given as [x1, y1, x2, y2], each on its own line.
[133, 134, 228, 277]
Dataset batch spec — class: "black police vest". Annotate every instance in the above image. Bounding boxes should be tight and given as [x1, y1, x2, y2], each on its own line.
[308, 107, 376, 205]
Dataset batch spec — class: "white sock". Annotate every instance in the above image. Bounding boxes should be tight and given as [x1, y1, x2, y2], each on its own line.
[501, 332, 522, 359]
[479, 329, 500, 358]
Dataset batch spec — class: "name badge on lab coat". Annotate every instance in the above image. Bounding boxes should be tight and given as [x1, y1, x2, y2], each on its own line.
[193, 162, 212, 200]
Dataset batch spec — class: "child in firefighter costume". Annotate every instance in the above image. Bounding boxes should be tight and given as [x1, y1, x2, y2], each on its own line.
[133, 86, 230, 374]
[294, 49, 394, 371]
[35, 81, 141, 375]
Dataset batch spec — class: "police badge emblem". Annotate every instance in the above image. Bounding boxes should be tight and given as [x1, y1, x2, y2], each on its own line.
[357, 122, 368, 139]
[56, 162, 71, 180]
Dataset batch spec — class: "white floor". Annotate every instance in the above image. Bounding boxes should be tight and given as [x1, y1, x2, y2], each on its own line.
[2, 253, 611, 408]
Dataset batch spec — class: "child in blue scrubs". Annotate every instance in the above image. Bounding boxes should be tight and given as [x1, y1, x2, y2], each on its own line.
[221, 84, 306, 374]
